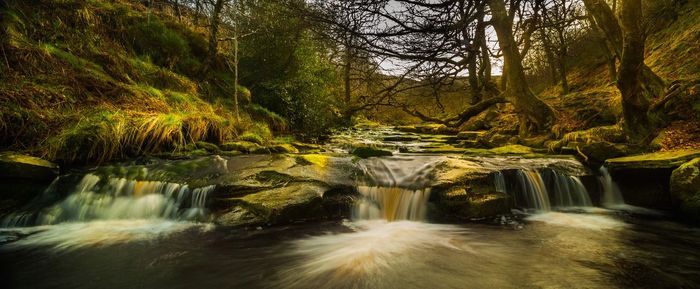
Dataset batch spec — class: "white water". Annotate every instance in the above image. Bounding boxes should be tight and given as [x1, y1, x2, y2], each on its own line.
[2, 173, 215, 227]
[352, 156, 443, 222]
[599, 166, 625, 208]
[281, 220, 472, 287]
[0, 220, 212, 251]
[525, 212, 627, 230]
[515, 170, 552, 211]
[548, 170, 593, 207]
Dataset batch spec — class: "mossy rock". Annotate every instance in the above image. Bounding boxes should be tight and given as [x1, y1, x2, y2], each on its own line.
[606, 149, 700, 169]
[351, 147, 393, 158]
[194, 141, 220, 153]
[220, 141, 261, 153]
[215, 183, 327, 226]
[383, 135, 421, 142]
[291, 142, 322, 152]
[670, 158, 700, 221]
[456, 131, 486, 141]
[436, 186, 511, 219]
[0, 152, 59, 180]
[269, 144, 299, 154]
[565, 141, 630, 163]
[239, 132, 266, 145]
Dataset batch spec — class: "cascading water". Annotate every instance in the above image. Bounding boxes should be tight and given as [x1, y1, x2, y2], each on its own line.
[495, 169, 594, 212]
[352, 156, 443, 222]
[2, 172, 215, 227]
[598, 166, 625, 207]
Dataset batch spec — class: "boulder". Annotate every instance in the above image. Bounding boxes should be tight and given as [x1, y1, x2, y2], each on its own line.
[220, 141, 261, 153]
[215, 183, 328, 226]
[0, 152, 59, 180]
[670, 158, 700, 220]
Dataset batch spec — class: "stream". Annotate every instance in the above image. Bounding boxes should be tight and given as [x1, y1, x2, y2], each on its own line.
[2, 127, 700, 289]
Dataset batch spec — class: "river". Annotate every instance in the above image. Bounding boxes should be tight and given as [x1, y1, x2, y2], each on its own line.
[1, 127, 700, 288]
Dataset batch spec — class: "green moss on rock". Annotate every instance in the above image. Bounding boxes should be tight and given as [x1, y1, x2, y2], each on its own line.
[351, 147, 393, 158]
[670, 158, 700, 221]
[0, 151, 59, 180]
[606, 149, 700, 169]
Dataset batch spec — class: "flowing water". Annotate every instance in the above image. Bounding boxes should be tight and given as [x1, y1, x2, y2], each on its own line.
[2, 128, 700, 288]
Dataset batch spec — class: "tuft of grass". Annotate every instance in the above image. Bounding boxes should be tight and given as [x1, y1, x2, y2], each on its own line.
[247, 104, 288, 132]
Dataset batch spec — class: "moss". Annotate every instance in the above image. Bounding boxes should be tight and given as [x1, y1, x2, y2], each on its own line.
[351, 147, 393, 158]
[240, 132, 266, 145]
[670, 158, 700, 221]
[194, 141, 220, 153]
[269, 144, 299, 154]
[220, 141, 260, 153]
[297, 154, 329, 168]
[488, 145, 534, 155]
[606, 149, 700, 169]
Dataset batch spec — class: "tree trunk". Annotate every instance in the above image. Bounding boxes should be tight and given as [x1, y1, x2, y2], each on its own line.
[343, 37, 352, 106]
[476, 5, 492, 86]
[617, 0, 650, 142]
[487, 0, 555, 136]
[583, 0, 665, 97]
[556, 29, 569, 95]
[204, 0, 226, 74]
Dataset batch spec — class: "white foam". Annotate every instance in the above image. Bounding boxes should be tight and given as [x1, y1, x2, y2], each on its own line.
[526, 212, 627, 230]
[0, 220, 208, 251]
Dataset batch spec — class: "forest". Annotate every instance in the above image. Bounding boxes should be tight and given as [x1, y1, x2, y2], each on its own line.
[1, 0, 700, 288]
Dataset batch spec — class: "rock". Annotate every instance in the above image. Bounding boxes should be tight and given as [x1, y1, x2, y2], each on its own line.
[220, 141, 261, 153]
[436, 188, 511, 219]
[0, 152, 59, 180]
[456, 131, 486, 141]
[194, 141, 220, 153]
[395, 124, 458, 135]
[351, 147, 393, 158]
[215, 183, 327, 226]
[383, 135, 421, 142]
[291, 142, 322, 152]
[670, 158, 700, 220]
[565, 141, 630, 164]
[605, 149, 700, 169]
[270, 144, 299, 154]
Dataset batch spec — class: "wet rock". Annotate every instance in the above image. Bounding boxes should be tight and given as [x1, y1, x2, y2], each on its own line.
[220, 141, 261, 153]
[564, 141, 630, 164]
[215, 183, 328, 226]
[605, 149, 700, 169]
[435, 187, 511, 219]
[351, 147, 393, 158]
[269, 144, 299, 154]
[0, 152, 59, 180]
[456, 131, 486, 141]
[383, 135, 421, 142]
[194, 141, 220, 153]
[291, 142, 322, 153]
[395, 124, 458, 135]
[670, 158, 700, 220]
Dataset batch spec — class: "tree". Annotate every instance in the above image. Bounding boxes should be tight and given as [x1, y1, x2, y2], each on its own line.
[617, 0, 650, 141]
[312, 0, 553, 134]
[487, 0, 555, 135]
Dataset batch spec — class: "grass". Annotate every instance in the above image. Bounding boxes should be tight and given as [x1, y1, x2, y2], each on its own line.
[0, 0, 282, 163]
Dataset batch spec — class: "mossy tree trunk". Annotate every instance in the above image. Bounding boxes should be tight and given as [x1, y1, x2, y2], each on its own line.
[582, 0, 665, 98]
[617, 0, 651, 142]
[487, 0, 555, 136]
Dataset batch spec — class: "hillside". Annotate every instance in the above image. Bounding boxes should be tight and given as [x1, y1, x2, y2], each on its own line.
[0, 0, 280, 164]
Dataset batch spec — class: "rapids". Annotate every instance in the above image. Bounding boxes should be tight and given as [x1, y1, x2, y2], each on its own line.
[1, 126, 699, 289]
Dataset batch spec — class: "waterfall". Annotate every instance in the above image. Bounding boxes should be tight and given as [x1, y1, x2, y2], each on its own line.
[493, 171, 507, 193]
[2, 173, 215, 227]
[495, 169, 594, 212]
[352, 156, 441, 222]
[353, 186, 431, 221]
[544, 170, 593, 207]
[515, 170, 552, 211]
[598, 166, 625, 208]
